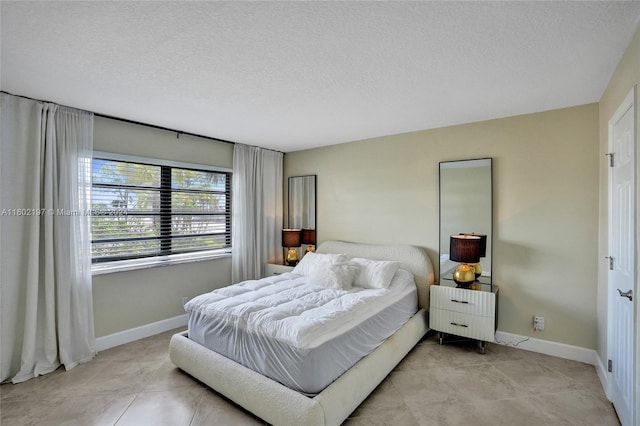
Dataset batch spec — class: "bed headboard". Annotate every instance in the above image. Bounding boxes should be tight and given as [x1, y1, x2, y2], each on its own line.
[317, 240, 435, 309]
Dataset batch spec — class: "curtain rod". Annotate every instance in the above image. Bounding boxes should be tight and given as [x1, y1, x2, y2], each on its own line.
[93, 111, 236, 146]
[1, 90, 285, 154]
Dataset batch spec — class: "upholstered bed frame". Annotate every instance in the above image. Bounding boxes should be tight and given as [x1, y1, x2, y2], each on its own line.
[169, 240, 435, 425]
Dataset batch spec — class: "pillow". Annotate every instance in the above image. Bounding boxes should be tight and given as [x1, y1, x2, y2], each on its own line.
[308, 257, 359, 290]
[387, 267, 416, 289]
[292, 252, 347, 276]
[351, 257, 401, 289]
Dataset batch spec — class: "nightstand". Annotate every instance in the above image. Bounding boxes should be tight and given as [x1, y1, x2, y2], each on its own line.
[265, 263, 294, 276]
[429, 281, 499, 353]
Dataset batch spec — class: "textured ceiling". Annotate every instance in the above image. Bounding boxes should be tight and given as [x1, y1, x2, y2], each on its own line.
[2, 1, 639, 152]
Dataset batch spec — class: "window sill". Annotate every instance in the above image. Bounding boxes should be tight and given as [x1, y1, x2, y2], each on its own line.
[91, 250, 232, 276]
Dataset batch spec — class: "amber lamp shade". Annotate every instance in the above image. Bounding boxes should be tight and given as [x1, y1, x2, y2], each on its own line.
[282, 229, 301, 247]
[301, 228, 316, 245]
[450, 235, 481, 287]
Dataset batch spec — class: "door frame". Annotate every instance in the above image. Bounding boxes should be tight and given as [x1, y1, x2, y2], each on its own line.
[635, 85, 640, 426]
[607, 85, 638, 426]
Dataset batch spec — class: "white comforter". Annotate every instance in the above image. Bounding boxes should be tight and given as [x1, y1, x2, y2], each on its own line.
[185, 270, 416, 349]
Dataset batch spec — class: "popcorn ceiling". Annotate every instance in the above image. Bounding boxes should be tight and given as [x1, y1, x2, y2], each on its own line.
[2, 1, 638, 152]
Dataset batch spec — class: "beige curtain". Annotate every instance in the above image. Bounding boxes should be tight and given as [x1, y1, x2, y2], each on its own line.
[231, 144, 283, 282]
[1, 93, 95, 383]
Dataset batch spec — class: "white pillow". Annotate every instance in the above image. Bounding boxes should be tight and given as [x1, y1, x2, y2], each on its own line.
[309, 257, 359, 290]
[387, 268, 416, 289]
[351, 257, 401, 289]
[292, 252, 347, 276]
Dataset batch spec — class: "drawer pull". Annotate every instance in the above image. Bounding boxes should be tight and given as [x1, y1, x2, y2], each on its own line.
[450, 322, 468, 328]
[451, 299, 470, 304]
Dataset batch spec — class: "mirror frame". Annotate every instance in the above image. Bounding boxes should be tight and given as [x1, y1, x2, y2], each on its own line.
[287, 175, 317, 243]
[438, 158, 493, 286]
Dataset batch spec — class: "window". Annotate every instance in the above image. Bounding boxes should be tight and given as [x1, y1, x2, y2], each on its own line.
[91, 153, 231, 268]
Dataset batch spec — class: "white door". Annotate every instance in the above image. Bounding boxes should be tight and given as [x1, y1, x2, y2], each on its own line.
[607, 87, 636, 426]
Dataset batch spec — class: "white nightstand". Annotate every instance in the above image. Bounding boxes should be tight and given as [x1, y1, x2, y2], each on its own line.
[429, 283, 499, 353]
[265, 263, 294, 276]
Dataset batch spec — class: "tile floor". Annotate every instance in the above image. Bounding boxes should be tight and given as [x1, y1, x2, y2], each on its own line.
[0, 329, 620, 426]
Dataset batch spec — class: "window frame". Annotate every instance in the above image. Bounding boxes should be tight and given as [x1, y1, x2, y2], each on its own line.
[91, 151, 232, 275]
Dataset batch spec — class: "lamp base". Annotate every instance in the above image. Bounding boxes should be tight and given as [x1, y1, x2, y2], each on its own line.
[455, 283, 474, 289]
[285, 248, 300, 266]
[471, 262, 482, 279]
[452, 264, 476, 287]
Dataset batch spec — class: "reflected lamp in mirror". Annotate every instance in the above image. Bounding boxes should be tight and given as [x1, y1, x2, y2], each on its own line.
[450, 235, 482, 287]
[301, 228, 316, 254]
[282, 229, 302, 266]
[439, 158, 492, 285]
[461, 233, 487, 278]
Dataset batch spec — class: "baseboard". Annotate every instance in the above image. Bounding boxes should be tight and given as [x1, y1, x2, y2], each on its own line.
[494, 330, 598, 365]
[95, 314, 188, 352]
[95, 321, 598, 364]
[594, 353, 611, 399]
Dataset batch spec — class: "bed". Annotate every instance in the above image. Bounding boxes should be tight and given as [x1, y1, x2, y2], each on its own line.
[169, 240, 435, 425]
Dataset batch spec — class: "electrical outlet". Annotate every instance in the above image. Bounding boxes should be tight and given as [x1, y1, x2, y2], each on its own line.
[533, 315, 545, 331]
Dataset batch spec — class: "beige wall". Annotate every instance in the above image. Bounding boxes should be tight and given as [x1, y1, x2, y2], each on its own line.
[92, 117, 233, 337]
[91, 23, 640, 349]
[285, 103, 599, 349]
[597, 26, 640, 365]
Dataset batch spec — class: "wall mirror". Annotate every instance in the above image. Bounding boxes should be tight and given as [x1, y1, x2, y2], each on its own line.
[288, 175, 317, 246]
[439, 158, 493, 285]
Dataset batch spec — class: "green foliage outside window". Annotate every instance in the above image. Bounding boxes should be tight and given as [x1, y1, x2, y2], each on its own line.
[91, 158, 231, 262]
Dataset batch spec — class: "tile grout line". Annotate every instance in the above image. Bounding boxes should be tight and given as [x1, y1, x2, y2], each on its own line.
[188, 389, 207, 426]
[112, 386, 146, 425]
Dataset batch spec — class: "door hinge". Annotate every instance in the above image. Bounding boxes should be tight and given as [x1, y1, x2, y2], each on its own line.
[605, 256, 614, 270]
[605, 152, 615, 167]
[608, 359, 613, 372]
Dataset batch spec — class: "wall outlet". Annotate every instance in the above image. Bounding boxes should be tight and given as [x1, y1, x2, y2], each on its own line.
[533, 315, 545, 331]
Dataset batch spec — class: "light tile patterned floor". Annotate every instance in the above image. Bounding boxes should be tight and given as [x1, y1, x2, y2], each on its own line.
[0, 329, 620, 426]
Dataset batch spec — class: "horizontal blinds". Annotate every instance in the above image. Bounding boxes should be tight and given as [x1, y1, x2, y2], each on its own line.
[91, 157, 231, 262]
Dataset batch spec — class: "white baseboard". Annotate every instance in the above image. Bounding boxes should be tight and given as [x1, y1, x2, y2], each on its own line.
[95, 314, 188, 352]
[594, 353, 612, 399]
[95, 322, 599, 364]
[494, 330, 598, 365]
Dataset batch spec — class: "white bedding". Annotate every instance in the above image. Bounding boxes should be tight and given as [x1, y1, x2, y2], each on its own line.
[185, 269, 415, 348]
[184, 268, 417, 394]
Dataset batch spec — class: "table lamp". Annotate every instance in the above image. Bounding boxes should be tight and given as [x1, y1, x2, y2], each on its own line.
[282, 229, 302, 266]
[461, 233, 487, 278]
[450, 234, 482, 287]
[301, 228, 316, 254]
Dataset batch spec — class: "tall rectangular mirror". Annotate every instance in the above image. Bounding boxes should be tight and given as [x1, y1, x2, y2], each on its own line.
[439, 158, 493, 285]
[288, 175, 317, 246]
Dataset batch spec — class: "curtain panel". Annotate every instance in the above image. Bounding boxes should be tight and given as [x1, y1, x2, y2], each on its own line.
[0, 93, 95, 383]
[231, 144, 283, 283]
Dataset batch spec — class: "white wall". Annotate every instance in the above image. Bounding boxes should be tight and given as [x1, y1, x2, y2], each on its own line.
[92, 117, 233, 337]
[285, 103, 599, 350]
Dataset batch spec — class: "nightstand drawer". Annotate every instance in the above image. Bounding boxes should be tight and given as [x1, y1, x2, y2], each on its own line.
[430, 285, 495, 317]
[429, 308, 496, 341]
